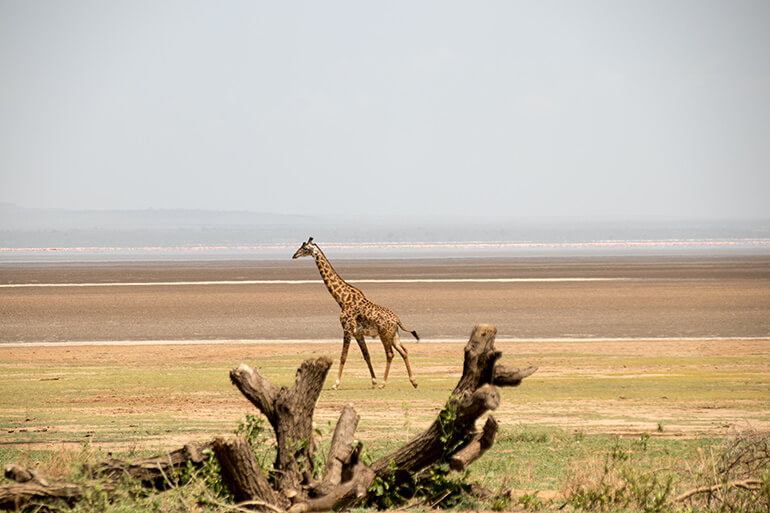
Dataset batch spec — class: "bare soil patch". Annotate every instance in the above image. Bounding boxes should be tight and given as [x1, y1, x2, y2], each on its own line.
[2, 338, 768, 454]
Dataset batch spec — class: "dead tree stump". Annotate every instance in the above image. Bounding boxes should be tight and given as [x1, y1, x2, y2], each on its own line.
[229, 357, 333, 495]
[370, 324, 535, 478]
[221, 324, 536, 512]
[318, 403, 360, 492]
[214, 436, 289, 511]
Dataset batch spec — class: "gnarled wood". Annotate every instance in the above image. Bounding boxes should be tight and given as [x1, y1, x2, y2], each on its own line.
[450, 416, 499, 471]
[0, 480, 88, 510]
[91, 440, 214, 487]
[289, 464, 375, 513]
[213, 436, 289, 511]
[6, 442, 214, 491]
[221, 324, 535, 511]
[320, 403, 360, 490]
[371, 324, 519, 478]
[455, 324, 501, 393]
[1, 441, 215, 510]
[229, 356, 332, 495]
[4, 465, 43, 485]
[493, 364, 538, 387]
[1, 464, 84, 510]
[230, 363, 280, 425]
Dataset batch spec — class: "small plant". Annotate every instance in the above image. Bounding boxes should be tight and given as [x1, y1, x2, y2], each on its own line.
[622, 466, 673, 513]
[609, 438, 630, 463]
[184, 447, 231, 501]
[235, 414, 267, 451]
[367, 403, 480, 510]
[421, 462, 475, 509]
[565, 437, 673, 512]
[437, 403, 458, 447]
[639, 432, 651, 451]
[489, 491, 511, 511]
[311, 420, 332, 480]
[517, 491, 544, 511]
[566, 433, 770, 512]
[401, 401, 412, 439]
[368, 458, 409, 509]
[234, 413, 275, 470]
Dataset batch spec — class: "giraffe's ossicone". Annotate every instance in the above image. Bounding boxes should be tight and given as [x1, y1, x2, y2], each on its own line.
[292, 237, 419, 390]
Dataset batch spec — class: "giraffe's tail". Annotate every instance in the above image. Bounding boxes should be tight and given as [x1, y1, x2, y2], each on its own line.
[399, 322, 420, 342]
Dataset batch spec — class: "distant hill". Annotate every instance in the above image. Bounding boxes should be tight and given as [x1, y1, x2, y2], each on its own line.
[0, 202, 312, 231]
[1, 203, 768, 249]
[0, 203, 323, 247]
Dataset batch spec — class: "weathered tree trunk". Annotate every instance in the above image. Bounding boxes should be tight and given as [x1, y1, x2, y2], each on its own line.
[1, 441, 214, 510]
[289, 463, 375, 513]
[0, 474, 88, 511]
[449, 416, 498, 471]
[229, 357, 332, 496]
[213, 436, 289, 511]
[316, 403, 360, 494]
[220, 324, 536, 512]
[370, 324, 533, 478]
[91, 440, 214, 486]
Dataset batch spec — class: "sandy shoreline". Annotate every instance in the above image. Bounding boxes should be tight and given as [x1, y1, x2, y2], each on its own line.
[2, 336, 768, 349]
[2, 255, 769, 343]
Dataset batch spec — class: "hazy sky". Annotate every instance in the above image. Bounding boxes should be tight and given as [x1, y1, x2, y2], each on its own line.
[1, 1, 768, 220]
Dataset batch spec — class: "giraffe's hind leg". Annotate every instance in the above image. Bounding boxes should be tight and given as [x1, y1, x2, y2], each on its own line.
[377, 327, 397, 389]
[378, 345, 394, 390]
[392, 333, 418, 388]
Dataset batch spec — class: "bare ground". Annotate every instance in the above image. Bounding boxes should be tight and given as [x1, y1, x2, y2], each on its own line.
[2, 338, 768, 454]
[1, 256, 768, 452]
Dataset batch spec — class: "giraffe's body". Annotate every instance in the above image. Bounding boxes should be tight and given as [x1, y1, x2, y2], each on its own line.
[292, 238, 419, 389]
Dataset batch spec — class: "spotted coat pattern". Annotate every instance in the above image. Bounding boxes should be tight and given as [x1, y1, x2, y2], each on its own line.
[292, 238, 419, 389]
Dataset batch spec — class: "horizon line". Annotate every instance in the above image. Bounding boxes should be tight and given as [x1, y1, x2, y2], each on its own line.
[2, 202, 770, 223]
[2, 238, 770, 254]
[2, 336, 768, 348]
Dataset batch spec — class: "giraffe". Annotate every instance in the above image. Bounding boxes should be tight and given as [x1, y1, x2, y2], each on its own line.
[292, 237, 419, 390]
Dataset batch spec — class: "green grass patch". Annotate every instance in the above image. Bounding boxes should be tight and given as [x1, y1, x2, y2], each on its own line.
[2, 342, 769, 511]
[466, 425, 722, 492]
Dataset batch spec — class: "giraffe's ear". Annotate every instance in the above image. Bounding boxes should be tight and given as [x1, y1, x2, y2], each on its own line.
[307, 237, 314, 244]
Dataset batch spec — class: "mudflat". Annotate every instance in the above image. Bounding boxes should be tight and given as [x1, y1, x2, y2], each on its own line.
[1, 255, 769, 343]
[1, 255, 769, 447]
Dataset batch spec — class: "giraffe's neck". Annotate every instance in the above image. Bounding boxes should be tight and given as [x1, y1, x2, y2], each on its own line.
[313, 248, 361, 308]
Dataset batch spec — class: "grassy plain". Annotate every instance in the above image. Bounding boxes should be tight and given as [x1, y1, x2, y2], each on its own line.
[1, 338, 768, 511]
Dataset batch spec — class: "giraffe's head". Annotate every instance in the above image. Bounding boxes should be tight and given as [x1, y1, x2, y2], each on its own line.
[292, 237, 318, 259]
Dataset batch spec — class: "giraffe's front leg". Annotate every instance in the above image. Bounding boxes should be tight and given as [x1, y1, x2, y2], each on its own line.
[354, 333, 377, 388]
[332, 333, 352, 391]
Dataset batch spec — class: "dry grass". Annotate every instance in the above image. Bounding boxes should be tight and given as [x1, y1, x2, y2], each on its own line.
[563, 429, 770, 512]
